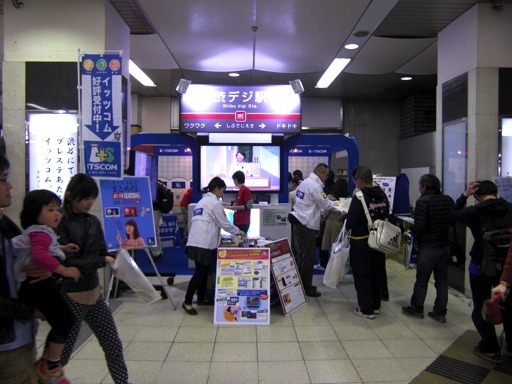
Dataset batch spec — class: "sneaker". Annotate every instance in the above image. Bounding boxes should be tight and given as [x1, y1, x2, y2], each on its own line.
[402, 306, 424, 319]
[473, 345, 502, 364]
[428, 311, 447, 323]
[314, 264, 325, 270]
[35, 358, 71, 384]
[354, 308, 375, 319]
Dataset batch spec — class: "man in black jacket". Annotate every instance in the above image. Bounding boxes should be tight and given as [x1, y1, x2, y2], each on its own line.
[402, 174, 454, 323]
[0, 155, 49, 383]
[450, 180, 512, 363]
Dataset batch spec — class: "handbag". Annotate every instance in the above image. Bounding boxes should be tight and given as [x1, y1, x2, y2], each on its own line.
[355, 191, 401, 254]
[323, 221, 351, 289]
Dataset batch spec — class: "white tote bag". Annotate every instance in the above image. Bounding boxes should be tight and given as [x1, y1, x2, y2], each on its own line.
[111, 249, 161, 304]
[323, 221, 351, 289]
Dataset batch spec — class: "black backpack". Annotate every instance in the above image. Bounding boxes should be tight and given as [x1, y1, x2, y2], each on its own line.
[157, 183, 174, 214]
[479, 206, 512, 277]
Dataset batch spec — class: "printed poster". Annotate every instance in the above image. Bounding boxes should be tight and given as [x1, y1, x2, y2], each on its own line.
[99, 177, 156, 252]
[80, 52, 123, 178]
[267, 238, 306, 315]
[373, 176, 396, 211]
[214, 248, 271, 325]
[493, 176, 512, 203]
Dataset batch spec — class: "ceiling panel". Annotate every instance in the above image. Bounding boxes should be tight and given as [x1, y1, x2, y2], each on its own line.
[101, 1, 512, 100]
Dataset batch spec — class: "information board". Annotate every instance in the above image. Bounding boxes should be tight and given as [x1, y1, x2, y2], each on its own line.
[266, 238, 307, 315]
[99, 177, 156, 252]
[214, 247, 271, 325]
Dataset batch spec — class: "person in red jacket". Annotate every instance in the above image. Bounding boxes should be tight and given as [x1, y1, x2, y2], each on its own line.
[492, 245, 512, 299]
[229, 171, 253, 233]
[180, 187, 193, 239]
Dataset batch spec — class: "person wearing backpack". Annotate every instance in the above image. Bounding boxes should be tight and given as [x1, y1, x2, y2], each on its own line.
[450, 180, 512, 363]
[151, 180, 173, 259]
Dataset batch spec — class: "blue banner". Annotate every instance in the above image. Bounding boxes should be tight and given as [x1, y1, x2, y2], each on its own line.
[80, 52, 123, 178]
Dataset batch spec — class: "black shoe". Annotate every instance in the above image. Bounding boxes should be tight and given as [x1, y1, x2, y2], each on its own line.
[402, 306, 424, 319]
[182, 303, 198, 315]
[305, 288, 321, 297]
[151, 252, 164, 260]
[427, 311, 447, 323]
[473, 345, 502, 364]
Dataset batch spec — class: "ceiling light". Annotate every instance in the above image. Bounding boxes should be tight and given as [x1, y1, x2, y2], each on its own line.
[229, 72, 240, 77]
[344, 43, 359, 50]
[315, 58, 351, 88]
[401, 76, 413, 81]
[176, 79, 191, 94]
[289, 79, 304, 94]
[129, 60, 156, 87]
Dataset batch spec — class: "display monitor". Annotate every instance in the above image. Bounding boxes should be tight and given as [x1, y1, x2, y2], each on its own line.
[199, 144, 281, 192]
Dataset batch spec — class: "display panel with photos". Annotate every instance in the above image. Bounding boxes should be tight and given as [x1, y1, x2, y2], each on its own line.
[199, 145, 281, 192]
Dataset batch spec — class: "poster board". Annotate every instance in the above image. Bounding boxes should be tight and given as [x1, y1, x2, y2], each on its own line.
[373, 176, 396, 211]
[266, 238, 307, 315]
[214, 247, 271, 325]
[493, 177, 512, 203]
[99, 177, 157, 252]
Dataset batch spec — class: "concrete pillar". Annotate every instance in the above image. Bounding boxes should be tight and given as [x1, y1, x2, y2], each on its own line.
[2, 0, 130, 219]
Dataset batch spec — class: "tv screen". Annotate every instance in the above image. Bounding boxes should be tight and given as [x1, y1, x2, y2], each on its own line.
[199, 145, 281, 192]
[132, 151, 158, 202]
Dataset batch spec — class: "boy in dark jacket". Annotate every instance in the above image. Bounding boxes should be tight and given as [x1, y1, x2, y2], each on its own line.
[450, 179, 512, 363]
[402, 174, 454, 323]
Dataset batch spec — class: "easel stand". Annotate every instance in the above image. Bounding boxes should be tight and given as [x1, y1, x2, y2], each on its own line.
[108, 247, 176, 310]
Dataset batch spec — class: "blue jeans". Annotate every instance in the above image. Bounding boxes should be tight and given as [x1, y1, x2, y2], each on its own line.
[409, 246, 450, 315]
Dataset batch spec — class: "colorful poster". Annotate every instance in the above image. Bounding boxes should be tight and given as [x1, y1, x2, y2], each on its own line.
[99, 177, 156, 252]
[267, 238, 307, 315]
[80, 52, 123, 178]
[373, 176, 396, 211]
[214, 248, 271, 325]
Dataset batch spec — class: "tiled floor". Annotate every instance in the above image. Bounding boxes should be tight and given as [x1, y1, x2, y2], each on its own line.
[36, 259, 478, 383]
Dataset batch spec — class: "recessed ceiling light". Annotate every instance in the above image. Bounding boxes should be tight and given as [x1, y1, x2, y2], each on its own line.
[401, 76, 413, 81]
[229, 72, 240, 77]
[344, 43, 359, 50]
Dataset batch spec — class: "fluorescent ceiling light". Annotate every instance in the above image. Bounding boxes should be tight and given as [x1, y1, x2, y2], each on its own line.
[315, 58, 351, 89]
[129, 59, 156, 87]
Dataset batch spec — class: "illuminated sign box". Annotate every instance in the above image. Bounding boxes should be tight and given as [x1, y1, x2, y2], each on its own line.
[179, 84, 301, 134]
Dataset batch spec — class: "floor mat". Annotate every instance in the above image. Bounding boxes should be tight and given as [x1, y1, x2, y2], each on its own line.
[410, 330, 512, 384]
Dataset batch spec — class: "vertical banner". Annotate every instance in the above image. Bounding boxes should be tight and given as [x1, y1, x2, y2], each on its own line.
[99, 177, 156, 252]
[80, 52, 123, 178]
[214, 247, 271, 325]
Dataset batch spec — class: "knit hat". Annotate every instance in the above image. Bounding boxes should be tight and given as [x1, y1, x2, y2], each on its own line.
[475, 180, 498, 196]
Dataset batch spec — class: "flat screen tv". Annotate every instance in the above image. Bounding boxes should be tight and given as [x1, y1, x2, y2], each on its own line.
[199, 144, 281, 192]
